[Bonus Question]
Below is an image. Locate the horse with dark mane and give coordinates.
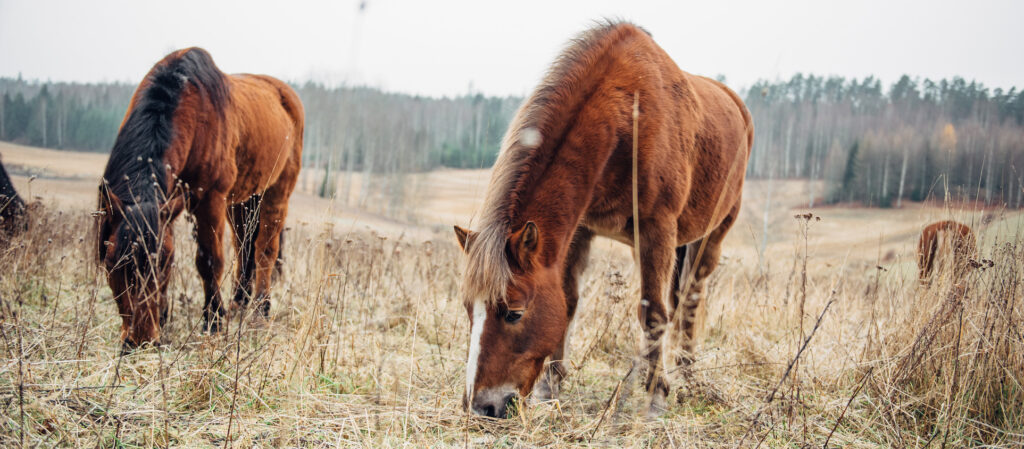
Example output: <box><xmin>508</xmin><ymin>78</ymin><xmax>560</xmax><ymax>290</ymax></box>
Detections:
<box><xmin>0</xmin><ymin>155</ymin><xmax>28</xmax><ymax>235</ymax></box>
<box><xmin>96</xmin><ymin>48</ymin><xmax>304</xmax><ymax>349</ymax></box>
<box><xmin>917</xmin><ymin>220</ymin><xmax>978</xmax><ymax>282</ymax></box>
<box><xmin>454</xmin><ymin>22</ymin><xmax>752</xmax><ymax>418</ymax></box>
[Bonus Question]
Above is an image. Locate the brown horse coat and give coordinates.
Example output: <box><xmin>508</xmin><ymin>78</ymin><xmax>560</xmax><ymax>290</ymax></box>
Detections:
<box><xmin>455</xmin><ymin>22</ymin><xmax>752</xmax><ymax>417</ymax></box>
<box><xmin>97</xmin><ymin>48</ymin><xmax>303</xmax><ymax>347</ymax></box>
<box><xmin>917</xmin><ymin>220</ymin><xmax>978</xmax><ymax>282</ymax></box>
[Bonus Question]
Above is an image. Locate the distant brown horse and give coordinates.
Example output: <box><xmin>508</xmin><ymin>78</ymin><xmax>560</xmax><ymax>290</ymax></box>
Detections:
<box><xmin>0</xmin><ymin>155</ymin><xmax>28</xmax><ymax>236</ymax></box>
<box><xmin>454</xmin><ymin>22</ymin><xmax>752</xmax><ymax>418</ymax></box>
<box><xmin>917</xmin><ymin>220</ymin><xmax>978</xmax><ymax>282</ymax></box>
<box><xmin>96</xmin><ymin>48</ymin><xmax>304</xmax><ymax>348</ymax></box>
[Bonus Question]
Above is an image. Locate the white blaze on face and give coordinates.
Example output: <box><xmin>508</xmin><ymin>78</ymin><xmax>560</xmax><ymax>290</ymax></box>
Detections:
<box><xmin>466</xmin><ymin>299</ymin><xmax>487</xmax><ymax>400</ymax></box>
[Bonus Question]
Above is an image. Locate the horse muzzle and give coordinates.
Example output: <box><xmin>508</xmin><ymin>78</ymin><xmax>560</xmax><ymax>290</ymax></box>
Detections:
<box><xmin>470</xmin><ymin>386</ymin><xmax>519</xmax><ymax>418</ymax></box>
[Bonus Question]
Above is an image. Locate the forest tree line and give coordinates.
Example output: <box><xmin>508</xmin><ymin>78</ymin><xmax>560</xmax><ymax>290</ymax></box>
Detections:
<box><xmin>746</xmin><ymin>74</ymin><xmax>1024</xmax><ymax>208</ymax></box>
<box><xmin>0</xmin><ymin>77</ymin><xmax>519</xmax><ymax>172</ymax></box>
<box><xmin>2</xmin><ymin>74</ymin><xmax>1023</xmax><ymax>208</ymax></box>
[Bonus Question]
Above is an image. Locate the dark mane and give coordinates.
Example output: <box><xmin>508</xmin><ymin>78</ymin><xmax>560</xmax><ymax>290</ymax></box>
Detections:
<box><xmin>100</xmin><ymin>47</ymin><xmax>229</xmax><ymax>266</ymax></box>
<box><xmin>463</xmin><ymin>20</ymin><xmax>648</xmax><ymax>304</ymax></box>
<box><xmin>102</xmin><ymin>47</ymin><xmax>229</xmax><ymax>205</ymax></box>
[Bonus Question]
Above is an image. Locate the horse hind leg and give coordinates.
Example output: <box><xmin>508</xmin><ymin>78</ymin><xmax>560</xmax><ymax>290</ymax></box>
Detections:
<box><xmin>249</xmin><ymin>167</ymin><xmax>299</xmax><ymax>318</ymax></box>
<box><xmin>230</xmin><ymin>194</ymin><xmax>261</xmax><ymax>309</ymax></box>
<box><xmin>669</xmin><ymin>208</ymin><xmax>736</xmax><ymax>399</ymax></box>
<box><xmin>670</xmin><ymin>241</ymin><xmax>710</xmax><ymax>377</ymax></box>
<box><xmin>272</xmin><ymin>230</ymin><xmax>285</xmax><ymax>284</ymax></box>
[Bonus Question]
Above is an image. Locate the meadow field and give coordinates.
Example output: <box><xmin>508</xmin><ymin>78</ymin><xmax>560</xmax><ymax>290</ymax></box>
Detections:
<box><xmin>0</xmin><ymin>140</ymin><xmax>1021</xmax><ymax>447</ymax></box>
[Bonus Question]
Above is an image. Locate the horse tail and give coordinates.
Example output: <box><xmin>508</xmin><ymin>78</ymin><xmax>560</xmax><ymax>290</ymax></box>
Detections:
<box><xmin>272</xmin><ymin>78</ymin><xmax>304</xmax><ymax>151</ymax></box>
<box><xmin>271</xmin><ymin>81</ymin><xmax>301</xmax><ymax>284</ymax></box>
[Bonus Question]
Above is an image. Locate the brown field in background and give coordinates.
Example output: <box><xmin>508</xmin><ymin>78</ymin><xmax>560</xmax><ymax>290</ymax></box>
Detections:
<box><xmin>5</xmin><ymin>140</ymin><xmax>1012</xmax><ymax>267</ymax></box>
<box><xmin>1</xmin><ymin>141</ymin><xmax>1021</xmax><ymax>447</ymax></box>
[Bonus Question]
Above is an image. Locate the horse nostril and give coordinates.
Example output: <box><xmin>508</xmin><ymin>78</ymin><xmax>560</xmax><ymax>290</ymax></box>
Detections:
<box><xmin>472</xmin><ymin>390</ymin><xmax>519</xmax><ymax>418</ymax></box>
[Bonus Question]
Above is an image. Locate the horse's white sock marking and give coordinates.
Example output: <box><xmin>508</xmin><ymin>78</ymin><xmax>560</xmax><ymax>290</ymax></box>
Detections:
<box><xmin>466</xmin><ymin>299</ymin><xmax>487</xmax><ymax>400</ymax></box>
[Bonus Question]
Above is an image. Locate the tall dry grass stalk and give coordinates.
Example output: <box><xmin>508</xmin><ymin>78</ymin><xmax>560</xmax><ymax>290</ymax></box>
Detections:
<box><xmin>0</xmin><ymin>203</ymin><xmax>1020</xmax><ymax>447</ymax></box>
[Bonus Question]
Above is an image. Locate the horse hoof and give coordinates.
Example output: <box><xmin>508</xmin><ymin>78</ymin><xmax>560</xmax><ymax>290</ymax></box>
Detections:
<box><xmin>203</xmin><ymin>318</ymin><xmax>222</xmax><ymax>334</ymax></box>
<box><xmin>645</xmin><ymin>395</ymin><xmax>668</xmax><ymax>420</ymax></box>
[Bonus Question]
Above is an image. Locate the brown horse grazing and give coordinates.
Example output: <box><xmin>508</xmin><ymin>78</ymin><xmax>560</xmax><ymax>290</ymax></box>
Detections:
<box><xmin>96</xmin><ymin>48</ymin><xmax>303</xmax><ymax>349</ymax></box>
<box><xmin>454</xmin><ymin>22</ymin><xmax>752</xmax><ymax>418</ymax></box>
<box><xmin>917</xmin><ymin>220</ymin><xmax>978</xmax><ymax>282</ymax></box>
<box><xmin>0</xmin><ymin>155</ymin><xmax>28</xmax><ymax>235</ymax></box>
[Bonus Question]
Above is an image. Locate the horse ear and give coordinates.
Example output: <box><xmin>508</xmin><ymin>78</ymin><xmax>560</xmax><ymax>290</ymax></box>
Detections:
<box><xmin>510</xmin><ymin>221</ymin><xmax>539</xmax><ymax>265</ymax></box>
<box><xmin>453</xmin><ymin>225</ymin><xmax>475</xmax><ymax>252</ymax></box>
<box><xmin>521</xmin><ymin>222</ymin><xmax>539</xmax><ymax>253</ymax></box>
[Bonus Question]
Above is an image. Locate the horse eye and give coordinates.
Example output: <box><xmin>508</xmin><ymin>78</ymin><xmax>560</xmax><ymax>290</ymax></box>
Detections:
<box><xmin>504</xmin><ymin>310</ymin><xmax>524</xmax><ymax>324</ymax></box>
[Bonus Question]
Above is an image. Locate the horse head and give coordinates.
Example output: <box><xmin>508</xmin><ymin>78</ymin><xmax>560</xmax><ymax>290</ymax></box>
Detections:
<box><xmin>97</xmin><ymin>184</ymin><xmax>174</xmax><ymax>350</ymax></box>
<box><xmin>455</xmin><ymin>221</ymin><xmax>568</xmax><ymax>418</ymax></box>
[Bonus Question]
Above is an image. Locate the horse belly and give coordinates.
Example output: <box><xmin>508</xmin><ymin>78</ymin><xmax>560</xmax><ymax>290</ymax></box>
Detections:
<box><xmin>583</xmin><ymin>212</ymin><xmax>632</xmax><ymax>245</ymax></box>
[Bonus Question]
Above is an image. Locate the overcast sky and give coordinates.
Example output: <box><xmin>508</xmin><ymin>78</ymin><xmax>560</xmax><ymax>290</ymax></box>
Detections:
<box><xmin>0</xmin><ymin>0</ymin><xmax>1020</xmax><ymax>97</ymax></box>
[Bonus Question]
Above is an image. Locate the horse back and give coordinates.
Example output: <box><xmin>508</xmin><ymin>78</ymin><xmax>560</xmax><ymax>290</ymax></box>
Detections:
<box><xmin>575</xmin><ymin>28</ymin><xmax>751</xmax><ymax>245</ymax></box>
<box><xmin>630</xmin><ymin>37</ymin><xmax>752</xmax><ymax>243</ymax></box>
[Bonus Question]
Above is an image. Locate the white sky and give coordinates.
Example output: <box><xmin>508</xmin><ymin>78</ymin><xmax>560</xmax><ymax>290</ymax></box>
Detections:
<box><xmin>0</xmin><ymin>0</ymin><xmax>1021</xmax><ymax>97</ymax></box>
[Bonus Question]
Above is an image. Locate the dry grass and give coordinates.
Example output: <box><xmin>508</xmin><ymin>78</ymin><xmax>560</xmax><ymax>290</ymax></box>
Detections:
<box><xmin>0</xmin><ymin>195</ymin><xmax>1021</xmax><ymax>447</ymax></box>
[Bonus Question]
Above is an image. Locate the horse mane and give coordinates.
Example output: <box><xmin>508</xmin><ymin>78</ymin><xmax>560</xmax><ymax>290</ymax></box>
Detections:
<box><xmin>102</xmin><ymin>47</ymin><xmax>229</xmax><ymax>204</ymax></box>
<box><xmin>462</xmin><ymin>20</ymin><xmax>649</xmax><ymax>305</ymax></box>
<box><xmin>100</xmin><ymin>47</ymin><xmax>229</xmax><ymax>265</ymax></box>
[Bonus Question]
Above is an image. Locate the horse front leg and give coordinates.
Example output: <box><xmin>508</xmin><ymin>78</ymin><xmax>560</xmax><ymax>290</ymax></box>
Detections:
<box><xmin>671</xmin><ymin>206</ymin><xmax>735</xmax><ymax>383</ymax></box>
<box><xmin>194</xmin><ymin>195</ymin><xmax>228</xmax><ymax>333</ymax></box>
<box><xmin>636</xmin><ymin>219</ymin><xmax>677</xmax><ymax>419</ymax></box>
<box><xmin>533</xmin><ymin>227</ymin><xmax>593</xmax><ymax>403</ymax></box>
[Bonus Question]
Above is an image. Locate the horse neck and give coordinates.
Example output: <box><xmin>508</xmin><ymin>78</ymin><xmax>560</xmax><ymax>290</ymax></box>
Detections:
<box><xmin>516</xmin><ymin>137</ymin><xmax>613</xmax><ymax>267</ymax></box>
